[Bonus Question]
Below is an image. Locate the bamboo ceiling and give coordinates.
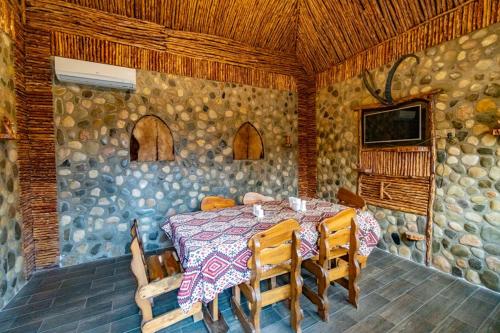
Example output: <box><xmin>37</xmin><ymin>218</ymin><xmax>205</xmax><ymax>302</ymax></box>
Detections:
<box><xmin>58</xmin><ymin>0</ymin><xmax>498</xmax><ymax>74</ymax></box>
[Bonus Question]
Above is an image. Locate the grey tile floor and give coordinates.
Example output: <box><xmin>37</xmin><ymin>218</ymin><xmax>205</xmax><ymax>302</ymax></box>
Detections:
<box><xmin>0</xmin><ymin>248</ymin><xmax>498</xmax><ymax>333</ymax></box>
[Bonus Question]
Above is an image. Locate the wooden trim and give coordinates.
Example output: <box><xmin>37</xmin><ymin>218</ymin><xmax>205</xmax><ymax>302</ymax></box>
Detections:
<box><xmin>352</xmin><ymin>90</ymin><xmax>443</xmax><ymax>111</ymax></box>
<box><xmin>426</xmin><ymin>95</ymin><xmax>437</xmax><ymax>265</ymax></box>
<box><xmin>361</xmin><ymin>146</ymin><xmax>430</xmax><ymax>153</ymax></box>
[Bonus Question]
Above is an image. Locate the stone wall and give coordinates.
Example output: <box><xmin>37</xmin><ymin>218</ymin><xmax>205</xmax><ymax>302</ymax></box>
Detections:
<box><xmin>317</xmin><ymin>23</ymin><xmax>499</xmax><ymax>292</ymax></box>
<box><xmin>53</xmin><ymin>70</ymin><xmax>298</xmax><ymax>266</ymax></box>
<box><xmin>0</xmin><ymin>31</ymin><xmax>25</xmax><ymax>308</ymax></box>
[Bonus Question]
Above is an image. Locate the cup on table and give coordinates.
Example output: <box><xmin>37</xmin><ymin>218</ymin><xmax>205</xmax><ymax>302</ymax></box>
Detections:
<box><xmin>253</xmin><ymin>204</ymin><xmax>264</xmax><ymax>218</ymax></box>
<box><xmin>289</xmin><ymin>197</ymin><xmax>302</xmax><ymax>211</ymax></box>
<box><xmin>300</xmin><ymin>200</ymin><xmax>307</xmax><ymax>212</ymax></box>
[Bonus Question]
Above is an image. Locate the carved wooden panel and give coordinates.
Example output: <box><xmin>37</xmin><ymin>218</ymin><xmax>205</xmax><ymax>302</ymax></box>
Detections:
<box><xmin>359</xmin><ymin>174</ymin><xmax>430</xmax><ymax>215</ymax></box>
<box><xmin>131</xmin><ymin>116</ymin><xmax>174</xmax><ymax>162</ymax></box>
<box><xmin>233</xmin><ymin>122</ymin><xmax>264</xmax><ymax>160</ymax></box>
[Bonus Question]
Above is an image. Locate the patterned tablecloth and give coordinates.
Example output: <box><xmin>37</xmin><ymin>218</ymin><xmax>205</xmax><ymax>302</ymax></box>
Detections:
<box><xmin>161</xmin><ymin>199</ymin><xmax>380</xmax><ymax>312</ymax></box>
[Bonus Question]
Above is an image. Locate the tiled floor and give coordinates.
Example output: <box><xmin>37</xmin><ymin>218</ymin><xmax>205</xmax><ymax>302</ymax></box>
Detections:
<box><xmin>0</xmin><ymin>248</ymin><xmax>498</xmax><ymax>333</ymax></box>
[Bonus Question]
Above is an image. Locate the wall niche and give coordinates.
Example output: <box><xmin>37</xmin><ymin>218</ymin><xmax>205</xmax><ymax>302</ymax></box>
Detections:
<box><xmin>130</xmin><ymin>115</ymin><xmax>174</xmax><ymax>162</ymax></box>
<box><xmin>233</xmin><ymin>122</ymin><xmax>264</xmax><ymax>160</ymax></box>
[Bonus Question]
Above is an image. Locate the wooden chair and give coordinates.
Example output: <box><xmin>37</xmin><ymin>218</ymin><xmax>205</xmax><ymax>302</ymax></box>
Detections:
<box><xmin>130</xmin><ymin>236</ymin><xmax>203</xmax><ymax>332</ymax></box>
<box><xmin>200</xmin><ymin>195</ymin><xmax>236</xmax><ymax>211</ymax></box>
<box><xmin>130</xmin><ymin>220</ymin><xmax>182</xmax><ymax>281</ymax></box>
<box><xmin>337</xmin><ymin>187</ymin><xmax>366</xmax><ymax>210</ymax></box>
<box><xmin>302</xmin><ymin>208</ymin><xmax>360</xmax><ymax>321</ymax></box>
<box><xmin>231</xmin><ymin>219</ymin><xmax>304</xmax><ymax>333</ymax></box>
<box><xmin>337</xmin><ymin>188</ymin><xmax>368</xmax><ymax>268</ymax></box>
<box><xmin>242</xmin><ymin>192</ymin><xmax>274</xmax><ymax>205</ymax></box>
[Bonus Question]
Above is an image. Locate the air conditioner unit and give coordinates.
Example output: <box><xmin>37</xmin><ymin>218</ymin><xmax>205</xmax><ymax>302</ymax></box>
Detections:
<box><xmin>54</xmin><ymin>57</ymin><xmax>136</xmax><ymax>90</ymax></box>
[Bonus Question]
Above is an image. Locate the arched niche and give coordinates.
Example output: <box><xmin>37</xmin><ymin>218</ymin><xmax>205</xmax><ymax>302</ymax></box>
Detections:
<box><xmin>233</xmin><ymin>122</ymin><xmax>264</xmax><ymax>160</ymax></box>
<box><xmin>130</xmin><ymin>115</ymin><xmax>174</xmax><ymax>162</ymax></box>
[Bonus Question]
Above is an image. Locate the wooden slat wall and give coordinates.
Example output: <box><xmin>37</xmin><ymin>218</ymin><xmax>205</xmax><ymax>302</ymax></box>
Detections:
<box><xmin>24</xmin><ymin>24</ymin><xmax>58</xmax><ymax>269</ymax></box>
<box><xmin>359</xmin><ymin>174</ymin><xmax>430</xmax><ymax>215</ymax></box>
<box><xmin>24</xmin><ymin>0</ymin><xmax>315</xmax><ymax>268</ymax></box>
<box><xmin>296</xmin><ymin>75</ymin><xmax>317</xmax><ymax>197</ymax></box>
<box><xmin>316</xmin><ymin>0</ymin><xmax>500</xmax><ymax>87</ymax></box>
<box><xmin>360</xmin><ymin>149</ymin><xmax>431</xmax><ymax>178</ymax></box>
<box><xmin>51</xmin><ymin>32</ymin><xmax>297</xmax><ymax>92</ymax></box>
<box><xmin>0</xmin><ymin>0</ymin><xmax>36</xmax><ymax>276</ymax></box>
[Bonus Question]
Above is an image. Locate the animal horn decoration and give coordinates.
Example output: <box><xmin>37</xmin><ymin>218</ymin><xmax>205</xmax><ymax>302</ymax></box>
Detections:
<box><xmin>362</xmin><ymin>54</ymin><xmax>420</xmax><ymax>105</ymax></box>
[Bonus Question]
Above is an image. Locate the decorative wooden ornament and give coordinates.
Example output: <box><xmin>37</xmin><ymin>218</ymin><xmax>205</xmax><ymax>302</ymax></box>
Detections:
<box><xmin>130</xmin><ymin>116</ymin><xmax>174</xmax><ymax>162</ymax></box>
<box><xmin>233</xmin><ymin>122</ymin><xmax>264</xmax><ymax>160</ymax></box>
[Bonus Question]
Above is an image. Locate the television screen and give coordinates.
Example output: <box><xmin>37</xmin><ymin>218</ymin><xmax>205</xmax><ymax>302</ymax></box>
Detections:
<box><xmin>362</xmin><ymin>101</ymin><xmax>427</xmax><ymax>147</ymax></box>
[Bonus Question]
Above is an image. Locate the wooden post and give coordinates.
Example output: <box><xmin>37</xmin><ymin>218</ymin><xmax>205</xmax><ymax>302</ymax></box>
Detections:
<box><xmin>426</xmin><ymin>95</ymin><xmax>437</xmax><ymax>266</ymax></box>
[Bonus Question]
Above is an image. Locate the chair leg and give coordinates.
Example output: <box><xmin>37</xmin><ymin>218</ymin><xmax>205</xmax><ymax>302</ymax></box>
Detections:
<box><xmin>290</xmin><ymin>266</ymin><xmax>303</xmax><ymax>332</ymax></box>
<box><xmin>193</xmin><ymin>309</ymin><xmax>203</xmax><ymax>322</ymax></box>
<box><xmin>135</xmin><ymin>290</ymin><xmax>153</xmax><ymax>324</ymax></box>
<box><xmin>348</xmin><ymin>257</ymin><xmax>360</xmax><ymax>308</ymax></box>
<box><xmin>249</xmin><ymin>286</ymin><xmax>262</xmax><ymax>333</ymax></box>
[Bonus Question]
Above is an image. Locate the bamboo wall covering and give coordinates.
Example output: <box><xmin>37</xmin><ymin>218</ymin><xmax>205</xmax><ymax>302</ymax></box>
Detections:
<box><xmin>316</xmin><ymin>0</ymin><xmax>500</xmax><ymax>87</ymax></box>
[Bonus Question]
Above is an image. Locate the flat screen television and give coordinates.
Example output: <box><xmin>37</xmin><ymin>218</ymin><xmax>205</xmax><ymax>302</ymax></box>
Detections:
<box><xmin>362</xmin><ymin>100</ymin><xmax>428</xmax><ymax>147</ymax></box>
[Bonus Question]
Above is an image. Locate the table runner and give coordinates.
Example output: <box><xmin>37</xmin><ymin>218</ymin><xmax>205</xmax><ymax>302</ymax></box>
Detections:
<box><xmin>161</xmin><ymin>199</ymin><xmax>380</xmax><ymax>312</ymax></box>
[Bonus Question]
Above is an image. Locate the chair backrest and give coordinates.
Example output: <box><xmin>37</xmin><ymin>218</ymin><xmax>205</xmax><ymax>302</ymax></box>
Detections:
<box><xmin>243</xmin><ymin>192</ymin><xmax>274</xmax><ymax>205</ymax></box>
<box><xmin>337</xmin><ymin>187</ymin><xmax>365</xmax><ymax>209</ymax></box>
<box><xmin>317</xmin><ymin>208</ymin><xmax>358</xmax><ymax>267</ymax></box>
<box><xmin>130</xmin><ymin>220</ymin><xmax>149</xmax><ymax>280</ymax></box>
<box><xmin>247</xmin><ymin>219</ymin><xmax>301</xmax><ymax>279</ymax></box>
<box><xmin>130</xmin><ymin>236</ymin><xmax>149</xmax><ymax>288</ymax></box>
<box><xmin>201</xmin><ymin>196</ymin><xmax>236</xmax><ymax>211</ymax></box>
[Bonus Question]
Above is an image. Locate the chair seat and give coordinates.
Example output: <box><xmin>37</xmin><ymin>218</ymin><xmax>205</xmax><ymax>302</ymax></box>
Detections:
<box><xmin>147</xmin><ymin>250</ymin><xmax>183</xmax><ymax>281</ymax></box>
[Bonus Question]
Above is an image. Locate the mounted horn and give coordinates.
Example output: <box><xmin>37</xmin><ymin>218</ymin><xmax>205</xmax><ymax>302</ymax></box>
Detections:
<box><xmin>361</xmin><ymin>70</ymin><xmax>388</xmax><ymax>104</ymax></box>
<box><xmin>362</xmin><ymin>54</ymin><xmax>420</xmax><ymax>105</ymax></box>
<box><xmin>384</xmin><ymin>54</ymin><xmax>420</xmax><ymax>104</ymax></box>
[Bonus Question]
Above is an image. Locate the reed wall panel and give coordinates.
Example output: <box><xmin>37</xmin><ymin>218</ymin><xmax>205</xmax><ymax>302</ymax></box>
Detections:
<box><xmin>359</xmin><ymin>175</ymin><xmax>430</xmax><ymax>215</ymax></box>
<box><xmin>360</xmin><ymin>148</ymin><xmax>431</xmax><ymax>178</ymax></box>
<box><xmin>50</xmin><ymin>32</ymin><xmax>297</xmax><ymax>92</ymax></box>
<box><xmin>316</xmin><ymin>0</ymin><xmax>500</xmax><ymax>87</ymax></box>
<box><xmin>297</xmin><ymin>75</ymin><xmax>317</xmax><ymax>197</ymax></box>
<box><xmin>24</xmin><ymin>23</ymin><xmax>59</xmax><ymax>269</ymax></box>
<box><xmin>1</xmin><ymin>0</ymin><xmax>36</xmax><ymax>276</ymax></box>
<box><xmin>29</xmin><ymin>0</ymin><xmax>302</xmax><ymax>80</ymax></box>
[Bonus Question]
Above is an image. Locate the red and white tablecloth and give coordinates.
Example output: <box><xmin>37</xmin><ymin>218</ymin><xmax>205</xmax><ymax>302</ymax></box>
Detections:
<box><xmin>161</xmin><ymin>199</ymin><xmax>380</xmax><ymax>313</ymax></box>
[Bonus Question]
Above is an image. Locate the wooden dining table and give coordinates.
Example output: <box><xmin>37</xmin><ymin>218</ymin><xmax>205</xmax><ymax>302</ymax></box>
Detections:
<box><xmin>161</xmin><ymin>199</ymin><xmax>381</xmax><ymax>330</ymax></box>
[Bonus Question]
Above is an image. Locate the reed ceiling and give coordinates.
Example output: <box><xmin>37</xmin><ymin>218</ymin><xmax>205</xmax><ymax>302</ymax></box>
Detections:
<box><xmin>58</xmin><ymin>0</ymin><xmax>483</xmax><ymax>74</ymax></box>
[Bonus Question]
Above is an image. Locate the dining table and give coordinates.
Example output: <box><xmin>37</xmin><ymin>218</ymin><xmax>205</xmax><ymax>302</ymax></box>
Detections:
<box><xmin>161</xmin><ymin>198</ymin><xmax>381</xmax><ymax>328</ymax></box>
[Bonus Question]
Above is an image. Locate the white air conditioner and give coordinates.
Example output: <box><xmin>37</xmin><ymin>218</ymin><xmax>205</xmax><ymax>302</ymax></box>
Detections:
<box><xmin>54</xmin><ymin>57</ymin><xmax>136</xmax><ymax>90</ymax></box>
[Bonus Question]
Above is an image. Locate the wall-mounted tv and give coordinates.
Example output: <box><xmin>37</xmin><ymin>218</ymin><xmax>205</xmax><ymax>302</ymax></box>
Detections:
<box><xmin>362</xmin><ymin>100</ymin><xmax>428</xmax><ymax>147</ymax></box>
